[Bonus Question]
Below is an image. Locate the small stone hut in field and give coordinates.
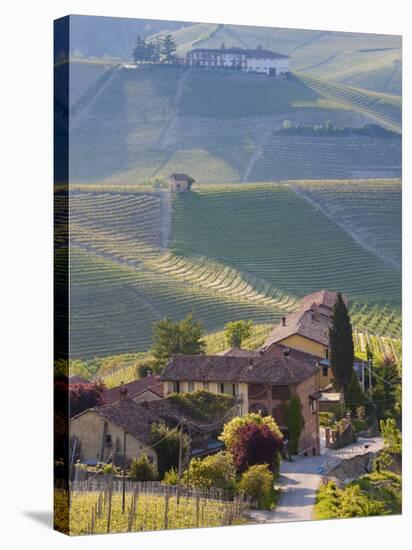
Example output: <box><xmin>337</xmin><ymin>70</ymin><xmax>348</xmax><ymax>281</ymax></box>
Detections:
<box><xmin>169</xmin><ymin>172</ymin><xmax>195</xmax><ymax>192</ymax></box>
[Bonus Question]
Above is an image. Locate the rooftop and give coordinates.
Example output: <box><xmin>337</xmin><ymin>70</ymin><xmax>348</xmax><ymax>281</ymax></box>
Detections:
<box><xmin>160</xmin><ymin>352</ymin><xmax>319</xmax><ymax>386</ymax></box>
<box><xmin>261</xmin><ymin>290</ymin><xmax>347</xmax><ymax>351</ymax></box>
<box><xmin>73</xmin><ymin>398</ymin><xmax>205</xmax><ymax>444</ymax></box>
<box><xmin>102</xmin><ymin>375</ymin><xmax>164</xmax><ymax>404</ymax></box>
<box><xmin>188</xmin><ymin>47</ymin><xmax>289</xmax><ymax>59</ymax></box>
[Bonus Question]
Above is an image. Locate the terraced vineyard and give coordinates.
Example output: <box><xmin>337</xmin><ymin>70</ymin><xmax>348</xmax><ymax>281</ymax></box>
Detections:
<box><xmin>249</xmin><ymin>134</ymin><xmax>400</xmax><ymax>181</ymax></box>
<box><xmin>62</xmin><ymin>180</ymin><xmax>401</xmax><ymax>359</ymax></box>
<box><xmin>291</xmin><ymin>180</ymin><xmax>401</xmax><ymax>269</ymax></box>
<box><xmin>294</xmin><ymin>71</ymin><xmax>401</xmax><ymax>134</ymax></box>
<box><xmin>172</xmin><ymin>183</ymin><xmax>401</xmax><ymax>305</ymax></box>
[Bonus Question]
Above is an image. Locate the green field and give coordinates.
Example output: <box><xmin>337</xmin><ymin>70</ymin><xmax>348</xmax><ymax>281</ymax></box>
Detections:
<box><xmin>63</xmin><ymin>180</ymin><xmax>401</xmax><ymax>359</ymax></box>
<box><xmin>171</xmin><ymin>183</ymin><xmax>400</xmax><ymax>305</ymax></box>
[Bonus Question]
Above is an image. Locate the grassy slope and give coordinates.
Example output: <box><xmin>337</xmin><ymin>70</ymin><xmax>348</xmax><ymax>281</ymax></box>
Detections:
<box><xmin>151</xmin><ymin>23</ymin><xmax>401</xmax><ymax>95</ymax></box>
<box><xmin>69</xmin><ymin>65</ymin><xmax>400</xmax><ymax>184</ymax></box>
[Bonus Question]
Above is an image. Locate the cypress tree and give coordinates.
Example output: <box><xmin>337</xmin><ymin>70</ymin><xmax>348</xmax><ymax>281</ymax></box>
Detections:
<box><xmin>329</xmin><ymin>292</ymin><xmax>354</xmax><ymax>392</ymax></box>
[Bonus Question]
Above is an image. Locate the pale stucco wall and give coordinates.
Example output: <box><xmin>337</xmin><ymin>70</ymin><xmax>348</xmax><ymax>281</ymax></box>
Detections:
<box><xmin>70</xmin><ymin>410</ymin><xmax>157</xmax><ymax>466</ymax></box>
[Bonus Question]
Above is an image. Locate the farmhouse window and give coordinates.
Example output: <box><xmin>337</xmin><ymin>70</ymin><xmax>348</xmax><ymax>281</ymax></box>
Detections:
<box><xmin>202</xmin><ymin>382</ymin><xmax>210</xmax><ymax>390</ymax></box>
<box><xmin>172</xmin><ymin>381</ymin><xmax>180</xmax><ymax>393</ymax></box>
<box><xmin>322</xmin><ymin>366</ymin><xmax>328</xmax><ymax>377</ymax></box>
<box><xmin>188</xmin><ymin>381</ymin><xmax>195</xmax><ymax>392</ymax></box>
<box><xmin>324</xmin><ymin>347</ymin><xmax>329</xmax><ymax>359</ymax></box>
<box><xmin>105</xmin><ymin>434</ymin><xmax>112</xmax><ymax>445</ymax></box>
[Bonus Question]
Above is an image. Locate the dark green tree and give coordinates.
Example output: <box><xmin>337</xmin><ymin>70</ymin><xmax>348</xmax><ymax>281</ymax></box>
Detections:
<box><xmin>151</xmin><ymin>313</ymin><xmax>206</xmax><ymax>369</ymax></box>
<box><xmin>132</xmin><ymin>35</ymin><xmax>147</xmax><ymax>62</ymax></box>
<box><xmin>132</xmin><ymin>35</ymin><xmax>159</xmax><ymax>63</ymax></box>
<box><xmin>284</xmin><ymin>396</ymin><xmax>305</xmax><ymax>455</ymax></box>
<box><xmin>329</xmin><ymin>292</ymin><xmax>354</xmax><ymax>393</ymax></box>
<box><xmin>151</xmin><ymin>423</ymin><xmax>189</xmax><ymax>478</ymax></box>
<box><xmin>345</xmin><ymin>371</ymin><xmax>367</xmax><ymax>413</ymax></box>
<box><xmin>161</xmin><ymin>34</ymin><xmax>177</xmax><ymax>63</ymax></box>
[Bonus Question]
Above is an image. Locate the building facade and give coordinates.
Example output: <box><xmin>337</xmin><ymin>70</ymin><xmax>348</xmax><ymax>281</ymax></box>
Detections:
<box><xmin>186</xmin><ymin>47</ymin><xmax>290</xmax><ymax>75</ymax></box>
<box><xmin>261</xmin><ymin>290</ymin><xmax>348</xmax><ymax>388</ymax></box>
<box><xmin>160</xmin><ymin>350</ymin><xmax>321</xmax><ymax>455</ymax></box>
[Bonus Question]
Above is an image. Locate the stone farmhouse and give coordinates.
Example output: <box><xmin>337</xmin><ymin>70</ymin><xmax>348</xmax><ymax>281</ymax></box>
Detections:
<box><xmin>169</xmin><ymin>172</ymin><xmax>195</xmax><ymax>192</ymax></box>
<box><xmin>160</xmin><ymin>345</ymin><xmax>321</xmax><ymax>455</ymax></box>
<box><xmin>70</xmin><ymin>397</ymin><xmax>224</xmax><ymax>467</ymax></box>
<box><xmin>186</xmin><ymin>47</ymin><xmax>290</xmax><ymax>76</ymax></box>
<box><xmin>261</xmin><ymin>290</ymin><xmax>348</xmax><ymax>389</ymax></box>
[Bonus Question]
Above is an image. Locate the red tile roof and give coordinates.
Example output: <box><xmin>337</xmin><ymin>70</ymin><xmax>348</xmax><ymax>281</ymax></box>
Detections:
<box><xmin>102</xmin><ymin>375</ymin><xmax>164</xmax><ymax>404</ymax></box>
<box><xmin>160</xmin><ymin>352</ymin><xmax>318</xmax><ymax>385</ymax></box>
<box><xmin>261</xmin><ymin>290</ymin><xmax>348</xmax><ymax>351</ymax></box>
<box><xmin>76</xmin><ymin>398</ymin><xmax>203</xmax><ymax>445</ymax></box>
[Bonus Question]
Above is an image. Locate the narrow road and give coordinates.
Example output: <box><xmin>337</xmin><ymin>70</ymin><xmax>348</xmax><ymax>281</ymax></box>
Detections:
<box><xmin>248</xmin><ymin>437</ymin><xmax>383</xmax><ymax>524</ymax></box>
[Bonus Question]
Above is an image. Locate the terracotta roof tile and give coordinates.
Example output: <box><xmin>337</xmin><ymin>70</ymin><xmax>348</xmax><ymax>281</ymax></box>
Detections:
<box><xmin>102</xmin><ymin>375</ymin><xmax>164</xmax><ymax>404</ymax></box>
<box><xmin>78</xmin><ymin>398</ymin><xmax>203</xmax><ymax>445</ymax></box>
<box><xmin>261</xmin><ymin>290</ymin><xmax>348</xmax><ymax>351</ymax></box>
<box><xmin>160</xmin><ymin>352</ymin><xmax>318</xmax><ymax>385</ymax></box>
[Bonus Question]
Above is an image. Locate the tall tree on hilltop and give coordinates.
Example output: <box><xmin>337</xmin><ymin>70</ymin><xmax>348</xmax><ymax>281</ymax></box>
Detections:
<box><xmin>132</xmin><ymin>35</ymin><xmax>147</xmax><ymax>62</ymax></box>
<box><xmin>329</xmin><ymin>292</ymin><xmax>354</xmax><ymax>393</ymax></box>
<box><xmin>151</xmin><ymin>313</ymin><xmax>206</xmax><ymax>369</ymax></box>
<box><xmin>161</xmin><ymin>34</ymin><xmax>177</xmax><ymax>63</ymax></box>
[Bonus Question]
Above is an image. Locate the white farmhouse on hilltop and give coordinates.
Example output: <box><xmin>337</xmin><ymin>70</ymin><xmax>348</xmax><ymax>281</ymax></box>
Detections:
<box><xmin>186</xmin><ymin>47</ymin><xmax>289</xmax><ymax>76</ymax></box>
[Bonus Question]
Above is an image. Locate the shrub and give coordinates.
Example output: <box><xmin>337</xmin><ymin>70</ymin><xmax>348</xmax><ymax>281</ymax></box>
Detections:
<box><xmin>102</xmin><ymin>463</ymin><xmax>118</xmax><ymax>475</ymax></box>
<box><xmin>167</xmin><ymin>390</ymin><xmax>236</xmax><ymax>423</ymax></box>
<box><xmin>129</xmin><ymin>453</ymin><xmax>158</xmax><ymax>481</ymax></box>
<box><xmin>284</xmin><ymin>396</ymin><xmax>305</xmax><ymax>455</ymax></box>
<box><xmin>238</xmin><ymin>464</ymin><xmax>276</xmax><ymax>510</ymax></box>
<box><xmin>188</xmin><ymin>452</ymin><xmax>236</xmax><ymax>491</ymax></box>
<box><xmin>151</xmin><ymin>423</ymin><xmax>189</xmax><ymax>478</ymax></box>
<box><xmin>220</xmin><ymin>412</ymin><xmax>283</xmax><ymax>450</ymax></box>
<box><xmin>315</xmin><ymin>473</ymin><xmax>400</xmax><ymax>520</ymax></box>
<box><xmin>231</xmin><ymin>422</ymin><xmax>283</xmax><ymax>474</ymax></box>
<box><xmin>319</xmin><ymin>412</ymin><xmax>335</xmax><ymax>428</ymax></box>
<box><xmin>162</xmin><ymin>467</ymin><xmax>179</xmax><ymax>485</ymax></box>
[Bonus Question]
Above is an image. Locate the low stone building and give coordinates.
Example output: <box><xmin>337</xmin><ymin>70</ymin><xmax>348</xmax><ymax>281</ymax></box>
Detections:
<box><xmin>160</xmin><ymin>347</ymin><xmax>321</xmax><ymax>455</ymax></box>
<box><xmin>70</xmin><ymin>398</ymin><xmax>206</xmax><ymax>467</ymax></box>
<box><xmin>169</xmin><ymin>172</ymin><xmax>195</xmax><ymax>192</ymax></box>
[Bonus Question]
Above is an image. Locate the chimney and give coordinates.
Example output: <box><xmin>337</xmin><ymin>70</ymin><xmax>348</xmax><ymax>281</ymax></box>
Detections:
<box><xmin>281</xmin><ymin>317</ymin><xmax>286</xmax><ymax>327</ymax></box>
<box><xmin>283</xmin><ymin>348</ymin><xmax>291</xmax><ymax>357</ymax></box>
<box><xmin>119</xmin><ymin>385</ymin><xmax>128</xmax><ymax>401</ymax></box>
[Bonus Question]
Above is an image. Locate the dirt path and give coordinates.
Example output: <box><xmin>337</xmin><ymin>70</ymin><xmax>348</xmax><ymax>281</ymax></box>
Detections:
<box><xmin>159</xmin><ymin>69</ymin><xmax>191</xmax><ymax>149</ymax></box>
<box><xmin>70</xmin><ymin>66</ymin><xmax>120</xmax><ymax>131</ymax></box>
<box><xmin>290</xmin><ymin>184</ymin><xmax>400</xmax><ymax>270</ymax></box>
<box><xmin>242</xmin><ymin>129</ymin><xmax>272</xmax><ymax>182</ymax></box>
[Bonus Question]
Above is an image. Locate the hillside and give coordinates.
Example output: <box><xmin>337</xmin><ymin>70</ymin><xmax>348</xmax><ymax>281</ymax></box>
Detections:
<box><xmin>147</xmin><ymin>24</ymin><xmax>402</xmax><ymax>95</ymax></box>
<box><xmin>68</xmin><ymin>66</ymin><xmax>401</xmax><ymax>184</ymax></box>
<box><xmin>59</xmin><ymin>180</ymin><xmax>401</xmax><ymax>359</ymax></box>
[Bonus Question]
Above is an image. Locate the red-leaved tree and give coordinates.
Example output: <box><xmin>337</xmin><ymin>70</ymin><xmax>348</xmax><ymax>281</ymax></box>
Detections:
<box><xmin>69</xmin><ymin>381</ymin><xmax>106</xmax><ymax>417</ymax></box>
<box><xmin>231</xmin><ymin>422</ymin><xmax>283</xmax><ymax>473</ymax></box>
